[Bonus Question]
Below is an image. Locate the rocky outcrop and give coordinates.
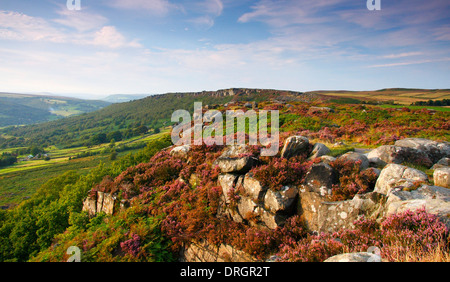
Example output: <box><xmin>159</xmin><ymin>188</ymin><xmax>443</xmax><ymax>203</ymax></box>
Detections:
<box><xmin>82</xmin><ymin>191</ymin><xmax>115</xmax><ymax>216</ymax></box>
<box><xmin>217</xmin><ymin>172</ymin><xmax>298</xmax><ymax>229</ymax></box>
<box><xmin>367</xmin><ymin>145</ymin><xmax>427</xmax><ymax>167</ymax></box>
<box><xmin>280</xmin><ymin>136</ymin><xmax>310</xmax><ymax>159</ymax></box>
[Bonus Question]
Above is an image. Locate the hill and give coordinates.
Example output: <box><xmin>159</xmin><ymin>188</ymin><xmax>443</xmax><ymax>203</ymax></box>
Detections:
<box><xmin>101</xmin><ymin>94</ymin><xmax>151</xmax><ymax>103</ymax></box>
<box><xmin>0</xmin><ymin>88</ymin><xmax>311</xmax><ymax>149</ymax></box>
<box><xmin>0</xmin><ymin>93</ymin><xmax>110</xmax><ymax>127</ymax></box>
<box><xmin>310</xmin><ymin>88</ymin><xmax>450</xmax><ymax>105</ymax></box>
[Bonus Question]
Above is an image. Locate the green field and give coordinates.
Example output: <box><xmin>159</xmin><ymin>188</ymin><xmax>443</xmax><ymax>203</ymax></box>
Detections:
<box><xmin>0</xmin><ymin>129</ymin><xmax>171</xmax><ymax>208</ymax></box>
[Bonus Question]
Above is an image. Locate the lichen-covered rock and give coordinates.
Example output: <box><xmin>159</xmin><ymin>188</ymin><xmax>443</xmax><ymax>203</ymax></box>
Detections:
<box><xmin>214</xmin><ymin>145</ymin><xmax>257</xmax><ymax>173</ymax></box>
<box><xmin>303</xmin><ymin>162</ymin><xmax>338</xmax><ymax>197</ymax></box>
<box><xmin>280</xmin><ymin>136</ymin><xmax>310</xmax><ymax>159</ymax></box>
<box><xmin>394</xmin><ymin>138</ymin><xmax>450</xmax><ymax>163</ymax></box>
<box><xmin>385</xmin><ymin>185</ymin><xmax>450</xmax><ymax>228</ymax></box>
<box><xmin>367</xmin><ymin>145</ymin><xmax>427</xmax><ymax>167</ymax></box>
<box><xmin>374</xmin><ymin>164</ymin><xmax>428</xmax><ymax>195</ymax></box>
<box><xmin>309</xmin><ymin>143</ymin><xmax>331</xmax><ymax>160</ymax></box>
<box><xmin>242</xmin><ymin>172</ymin><xmax>267</xmax><ymax>203</ymax></box>
<box><xmin>434</xmin><ymin>167</ymin><xmax>450</xmax><ymax>188</ymax></box>
<box><xmin>338</xmin><ymin>152</ymin><xmax>369</xmax><ymax>171</ymax></box>
<box><xmin>82</xmin><ymin>191</ymin><xmax>115</xmax><ymax>216</ymax></box>
<box><xmin>170</xmin><ymin>145</ymin><xmax>191</xmax><ymax>159</ymax></box>
<box><xmin>264</xmin><ymin>186</ymin><xmax>298</xmax><ymax>214</ymax></box>
<box><xmin>431</xmin><ymin>157</ymin><xmax>450</xmax><ymax>169</ymax></box>
<box><xmin>324</xmin><ymin>252</ymin><xmax>381</xmax><ymax>262</ymax></box>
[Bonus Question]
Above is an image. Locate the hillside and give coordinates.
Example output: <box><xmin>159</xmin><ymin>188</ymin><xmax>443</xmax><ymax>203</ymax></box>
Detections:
<box><xmin>0</xmin><ymin>93</ymin><xmax>448</xmax><ymax>263</ymax></box>
<box><xmin>0</xmin><ymin>93</ymin><xmax>110</xmax><ymax>127</ymax></box>
<box><xmin>0</xmin><ymin>88</ymin><xmax>311</xmax><ymax>149</ymax></box>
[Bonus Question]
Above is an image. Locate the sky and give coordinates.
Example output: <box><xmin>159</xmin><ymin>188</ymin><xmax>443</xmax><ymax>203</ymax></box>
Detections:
<box><xmin>0</xmin><ymin>0</ymin><xmax>449</xmax><ymax>99</ymax></box>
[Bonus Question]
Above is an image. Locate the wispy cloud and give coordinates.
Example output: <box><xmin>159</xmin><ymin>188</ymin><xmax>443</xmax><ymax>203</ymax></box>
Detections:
<box><xmin>368</xmin><ymin>58</ymin><xmax>450</xmax><ymax>68</ymax></box>
<box><xmin>106</xmin><ymin>0</ymin><xmax>181</xmax><ymax>16</ymax></box>
<box><xmin>382</xmin><ymin>52</ymin><xmax>423</xmax><ymax>59</ymax></box>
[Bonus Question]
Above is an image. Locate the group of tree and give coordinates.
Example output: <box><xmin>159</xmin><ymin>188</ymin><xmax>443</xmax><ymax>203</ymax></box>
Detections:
<box><xmin>0</xmin><ymin>153</ymin><xmax>17</xmax><ymax>168</ymax></box>
<box><xmin>411</xmin><ymin>99</ymin><xmax>450</xmax><ymax>106</ymax></box>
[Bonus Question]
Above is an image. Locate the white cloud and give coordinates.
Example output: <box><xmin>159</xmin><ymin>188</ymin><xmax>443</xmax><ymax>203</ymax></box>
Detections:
<box><xmin>0</xmin><ymin>10</ymin><xmax>141</xmax><ymax>49</ymax></box>
<box><xmin>53</xmin><ymin>9</ymin><xmax>108</xmax><ymax>32</ymax></box>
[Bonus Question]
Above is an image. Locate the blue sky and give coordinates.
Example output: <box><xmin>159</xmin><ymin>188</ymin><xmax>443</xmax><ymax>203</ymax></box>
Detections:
<box><xmin>0</xmin><ymin>0</ymin><xmax>449</xmax><ymax>98</ymax></box>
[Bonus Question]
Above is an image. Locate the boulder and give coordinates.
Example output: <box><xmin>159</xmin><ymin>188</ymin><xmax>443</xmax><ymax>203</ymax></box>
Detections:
<box><xmin>324</xmin><ymin>252</ymin><xmax>381</xmax><ymax>262</ymax></box>
<box><xmin>394</xmin><ymin>138</ymin><xmax>450</xmax><ymax>163</ymax></box>
<box><xmin>264</xmin><ymin>186</ymin><xmax>298</xmax><ymax>214</ymax></box>
<box><xmin>280</xmin><ymin>136</ymin><xmax>310</xmax><ymax>159</ymax></box>
<box><xmin>218</xmin><ymin>173</ymin><xmax>239</xmax><ymax>204</ymax></box>
<box><xmin>385</xmin><ymin>185</ymin><xmax>450</xmax><ymax>228</ymax></box>
<box><xmin>242</xmin><ymin>173</ymin><xmax>267</xmax><ymax>203</ymax></box>
<box><xmin>367</xmin><ymin>145</ymin><xmax>424</xmax><ymax>167</ymax></box>
<box><xmin>298</xmin><ymin>190</ymin><xmax>386</xmax><ymax>233</ymax></box>
<box><xmin>431</xmin><ymin>157</ymin><xmax>450</xmax><ymax>169</ymax></box>
<box><xmin>214</xmin><ymin>145</ymin><xmax>257</xmax><ymax>173</ymax></box>
<box><xmin>338</xmin><ymin>152</ymin><xmax>369</xmax><ymax>171</ymax></box>
<box><xmin>309</xmin><ymin>143</ymin><xmax>331</xmax><ymax>159</ymax></box>
<box><xmin>374</xmin><ymin>164</ymin><xmax>428</xmax><ymax>195</ymax></box>
<box><xmin>170</xmin><ymin>145</ymin><xmax>190</xmax><ymax>159</ymax></box>
<box><xmin>303</xmin><ymin>163</ymin><xmax>339</xmax><ymax>197</ymax></box>
<box><xmin>434</xmin><ymin>167</ymin><xmax>450</xmax><ymax>188</ymax></box>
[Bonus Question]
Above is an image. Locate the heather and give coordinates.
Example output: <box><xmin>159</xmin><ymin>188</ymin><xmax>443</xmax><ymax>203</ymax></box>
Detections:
<box><xmin>0</xmin><ymin>99</ymin><xmax>449</xmax><ymax>262</ymax></box>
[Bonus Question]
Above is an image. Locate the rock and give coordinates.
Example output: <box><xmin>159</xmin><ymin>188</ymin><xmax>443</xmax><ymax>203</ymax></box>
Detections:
<box><xmin>385</xmin><ymin>185</ymin><xmax>450</xmax><ymax>228</ymax></box>
<box><xmin>303</xmin><ymin>163</ymin><xmax>339</xmax><ymax>197</ymax></box>
<box><xmin>308</xmin><ymin>106</ymin><xmax>334</xmax><ymax>114</ymax></box>
<box><xmin>374</xmin><ymin>164</ymin><xmax>428</xmax><ymax>195</ymax></box>
<box><xmin>309</xmin><ymin>143</ymin><xmax>331</xmax><ymax>159</ymax></box>
<box><xmin>298</xmin><ymin>191</ymin><xmax>386</xmax><ymax>233</ymax></box>
<box><xmin>280</xmin><ymin>136</ymin><xmax>310</xmax><ymax>159</ymax></box>
<box><xmin>170</xmin><ymin>145</ymin><xmax>191</xmax><ymax>158</ymax></box>
<box><xmin>237</xmin><ymin>196</ymin><xmax>258</xmax><ymax>220</ymax></box>
<box><xmin>82</xmin><ymin>191</ymin><xmax>115</xmax><ymax>216</ymax></box>
<box><xmin>242</xmin><ymin>173</ymin><xmax>267</xmax><ymax>203</ymax></box>
<box><xmin>316</xmin><ymin>192</ymin><xmax>386</xmax><ymax>233</ymax></box>
<box><xmin>395</xmin><ymin>138</ymin><xmax>450</xmax><ymax>163</ymax></box>
<box><xmin>82</xmin><ymin>197</ymin><xmax>97</xmax><ymax>216</ymax></box>
<box><xmin>218</xmin><ymin>173</ymin><xmax>239</xmax><ymax>204</ymax></box>
<box><xmin>431</xmin><ymin>157</ymin><xmax>450</xmax><ymax>169</ymax></box>
<box><xmin>259</xmin><ymin>209</ymin><xmax>288</xmax><ymax>230</ymax></box>
<box><xmin>368</xmin><ymin>145</ymin><xmax>418</xmax><ymax>166</ymax></box>
<box><xmin>214</xmin><ymin>145</ymin><xmax>257</xmax><ymax>173</ymax></box>
<box><xmin>264</xmin><ymin>186</ymin><xmax>298</xmax><ymax>214</ymax></box>
<box><xmin>181</xmin><ymin>240</ymin><xmax>258</xmax><ymax>262</ymax></box>
<box><xmin>338</xmin><ymin>152</ymin><xmax>369</xmax><ymax>171</ymax></box>
<box><xmin>434</xmin><ymin>167</ymin><xmax>450</xmax><ymax>188</ymax></box>
<box><xmin>324</xmin><ymin>252</ymin><xmax>381</xmax><ymax>262</ymax></box>
<box><xmin>319</xmin><ymin>155</ymin><xmax>337</xmax><ymax>164</ymax></box>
